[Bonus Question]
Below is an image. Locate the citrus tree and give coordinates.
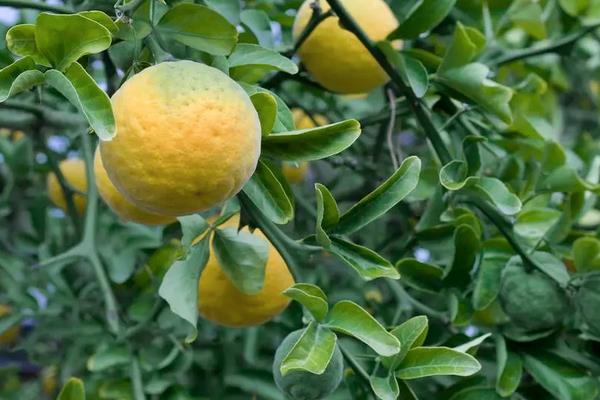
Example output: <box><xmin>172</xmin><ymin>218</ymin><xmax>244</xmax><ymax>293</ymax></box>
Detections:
<box><xmin>1</xmin><ymin>0</ymin><xmax>600</xmax><ymax>399</ymax></box>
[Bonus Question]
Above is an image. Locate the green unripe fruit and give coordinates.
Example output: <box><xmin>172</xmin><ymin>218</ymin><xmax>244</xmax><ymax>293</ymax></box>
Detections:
<box><xmin>499</xmin><ymin>263</ymin><xmax>569</xmax><ymax>332</ymax></box>
<box><xmin>576</xmin><ymin>273</ymin><xmax>600</xmax><ymax>337</ymax></box>
<box><xmin>273</xmin><ymin>330</ymin><xmax>344</xmax><ymax>400</ymax></box>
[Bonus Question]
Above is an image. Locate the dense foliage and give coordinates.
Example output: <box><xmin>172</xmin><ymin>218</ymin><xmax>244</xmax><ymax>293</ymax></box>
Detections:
<box><xmin>1</xmin><ymin>0</ymin><xmax>600</xmax><ymax>399</ymax></box>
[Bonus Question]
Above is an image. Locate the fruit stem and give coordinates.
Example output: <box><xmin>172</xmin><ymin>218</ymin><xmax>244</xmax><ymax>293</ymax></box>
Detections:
<box><xmin>324</xmin><ymin>0</ymin><xmax>453</xmax><ymax>165</ymax></box>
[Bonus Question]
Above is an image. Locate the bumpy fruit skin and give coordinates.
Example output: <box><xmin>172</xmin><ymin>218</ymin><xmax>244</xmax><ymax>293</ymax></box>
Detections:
<box><xmin>273</xmin><ymin>330</ymin><xmax>344</xmax><ymax>400</ymax></box>
<box><xmin>46</xmin><ymin>159</ymin><xmax>87</xmax><ymax>215</ymax></box>
<box><xmin>576</xmin><ymin>274</ymin><xmax>600</xmax><ymax>337</ymax></box>
<box><xmin>293</xmin><ymin>0</ymin><xmax>399</xmax><ymax>94</ymax></box>
<box><xmin>282</xmin><ymin>108</ymin><xmax>328</xmax><ymax>184</ymax></box>
<box><xmin>0</xmin><ymin>305</ymin><xmax>19</xmax><ymax>346</ymax></box>
<box><xmin>94</xmin><ymin>149</ymin><xmax>175</xmax><ymax>226</ymax></box>
<box><xmin>499</xmin><ymin>265</ymin><xmax>569</xmax><ymax>332</ymax></box>
<box><xmin>100</xmin><ymin>61</ymin><xmax>261</xmax><ymax>216</ymax></box>
<box><xmin>198</xmin><ymin>216</ymin><xmax>294</xmax><ymax>327</ymax></box>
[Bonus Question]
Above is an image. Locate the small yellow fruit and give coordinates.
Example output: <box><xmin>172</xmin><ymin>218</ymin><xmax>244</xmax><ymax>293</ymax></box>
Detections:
<box><xmin>94</xmin><ymin>149</ymin><xmax>175</xmax><ymax>226</ymax></box>
<box><xmin>41</xmin><ymin>365</ymin><xmax>58</xmax><ymax>396</ymax></box>
<box><xmin>100</xmin><ymin>60</ymin><xmax>261</xmax><ymax>217</ymax></box>
<box><xmin>293</xmin><ymin>0</ymin><xmax>400</xmax><ymax>94</ymax></box>
<box><xmin>0</xmin><ymin>305</ymin><xmax>19</xmax><ymax>346</ymax></box>
<box><xmin>46</xmin><ymin>159</ymin><xmax>87</xmax><ymax>215</ymax></box>
<box><xmin>292</xmin><ymin>108</ymin><xmax>328</xmax><ymax>130</ymax></box>
<box><xmin>281</xmin><ymin>108</ymin><xmax>328</xmax><ymax>184</ymax></box>
<box><xmin>198</xmin><ymin>216</ymin><xmax>295</xmax><ymax>327</ymax></box>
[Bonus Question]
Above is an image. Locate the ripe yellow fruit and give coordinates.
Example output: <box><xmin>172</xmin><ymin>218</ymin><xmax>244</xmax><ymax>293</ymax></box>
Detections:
<box><xmin>46</xmin><ymin>159</ymin><xmax>87</xmax><ymax>215</ymax></box>
<box><xmin>100</xmin><ymin>61</ymin><xmax>261</xmax><ymax>217</ymax></box>
<box><xmin>281</xmin><ymin>108</ymin><xmax>328</xmax><ymax>184</ymax></box>
<box><xmin>293</xmin><ymin>0</ymin><xmax>399</xmax><ymax>94</ymax></box>
<box><xmin>94</xmin><ymin>149</ymin><xmax>175</xmax><ymax>226</ymax></box>
<box><xmin>198</xmin><ymin>216</ymin><xmax>294</xmax><ymax>327</ymax></box>
<box><xmin>0</xmin><ymin>305</ymin><xmax>19</xmax><ymax>346</ymax></box>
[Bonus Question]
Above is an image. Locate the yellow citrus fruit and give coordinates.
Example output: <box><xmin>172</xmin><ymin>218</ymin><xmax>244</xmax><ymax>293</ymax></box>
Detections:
<box><xmin>41</xmin><ymin>366</ymin><xmax>58</xmax><ymax>396</ymax></box>
<box><xmin>0</xmin><ymin>305</ymin><xmax>19</xmax><ymax>346</ymax></box>
<box><xmin>281</xmin><ymin>108</ymin><xmax>328</xmax><ymax>184</ymax></box>
<box><xmin>293</xmin><ymin>0</ymin><xmax>400</xmax><ymax>94</ymax></box>
<box><xmin>198</xmin><ymin>216</ymin><xmax>294</xmax><ymax>327</ymax></box>
<box><xmin>94</xmin><ymin>148</ymin><xmax>175</xmax><ymax>226</ymax></box>
<box><xmin>100</xmin><ymin>60</ymin><xmax>261</xmax><ymax>217</ymax></box>
<box><xmin>46</xmin><ymin>158</ymin><xmax>87</xmax><ymax>215</ymax></box>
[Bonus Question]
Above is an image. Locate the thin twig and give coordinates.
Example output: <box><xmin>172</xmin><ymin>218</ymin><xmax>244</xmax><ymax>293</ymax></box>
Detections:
<box><xmin>492</xmin><ymin>22</ymin><xmax>600</xmax><ymax>66</ymax></box>
<box><xmin>385</xmin><ymin>88</ymin><xmax>399</xmax><ymax>170</ymax></box>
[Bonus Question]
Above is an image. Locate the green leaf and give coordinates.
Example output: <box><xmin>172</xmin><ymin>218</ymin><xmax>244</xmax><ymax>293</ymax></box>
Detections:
<box><xmin>437</xmin><ymin>63</ymin><xmax>513</xmax><ymax>124</ymax></box>
<box><xmin>177</xmin><ymin>215</ymin><xmax>209</xmax><ymax>250</ymax></box>
<box><xmin>444</xmin><ymin>225</ymin><xmax>480</xmax><ymax>289</ymax></box>
<box><xmin>383</xmin><ymin>316</ymin><xmax>429</xmax><ymax>369</ymax></box>
<box><xmin>522</xmin><ymin>351</ymin><xmax>599</xmax><ymax>400</ymax></box>
<box><xmin>388</xmin><ymin>0</ymin><xmax>457</xmax><ymax>40</ymax></box>
<box><xmin>315</xmin><ymin>183</ymin><xmax>339</xmax><ymax>247</ymax></box>
<box><xmin>250</xmin><ymin>92</ymin><xmax>277</xmax><ymax>136</ymax></box>
<box><xmin>240</xmin><ymin>83</ymin><xmax>294</xmax><ymax>133</ymax></box>
<box><xmin>514</xmin><ymin>208</ymin><xmax>561</xmax><ymax>241</ymax></box>
<box><xmin>395</xmin><ymin>258</ymin><xmax>443</xmax><ymax>293</ymax></box>
<box><xmin>495</xmin><ymin>336</ymin><xmax>522</xmax><ymax>397</ymax></box>
<box><xmin>328</xmin><ymin>236</ymin><xmax>400</xmax><ymax>280</ymax></box>
<box><xmin>45</xmin><ymin>62</ymin><xmax>116</xmax><ymax>140</ymax></box>
<box><xmin>242</xmin><ymin>159</ymin><xmax>294</xmax><ymax>225</ymax></box>
<box><xmin>57</xmin><ymin>378</ymin><xmax>86</xmax><ymax>400</ymax></box>
<box><xmin>528</xmin><ymin>252</ymin><xmax>570</xmax><ymax>286</ymax></box>
<box><xmin>324</xmin><ymin>300</ymin><xmax>401</xmax><ymax>357</ymax></box>
<box><xmin>212</xmin><ymin>227</ymin><xmax>269</xmax><ymax>295</ymax></box>
<box><xmin>396</xmin><ymin>347</ymin><xmax>481</xmax><ymax>379</ymax></box>
<box><xmin>334</xmin><ymin>156</ymin><xmax>421</xmax><ymax>234</ymax></box>
<box><xmin>283</xmin><ymin>283</ymin><xmax>328</xmax><ymax>322</ymax></box>
<box><xmin>205</xmin><ymin>0</ymin><xmax>241</xmax><ymax>24</ymax></box>
<box><xmin>87</xmin><ymin>346</ymin><xmax>129</xmax><ymax>371</ymax></box>
<box><xmin>0</xmin><ymin>57</ymin><xmax>44</xmax><ymax>102</ymax></box>
<box><xmin>78</xmin><ymin>11</ymin><xmax>118</xmax><ymax>33</ymax></box>
<box><xmin>439</xmin><ymin>160</ymin><xmax>469</xmax><ymax>191</ymax></box>
<box><xmin>435</xmin><ymin>24</ymin><xmax>512</xmax><ymax>123</ymax></box>
<box><xmin>5</xmin><ymin>24</ymin><xmax>50</xmax><ymax>65</ymax></box>
<box><xmin>370</xmin><ymin>372</ymin><xmax>399</xmax><ymax>400</ymax></box>
<box><xmin>573</xmin><ymin>237</ymin><xmax>600</xmax><ymax>272</ymax></box>
<box><xmin>280</xmin><ymin>322</ymin><xmax>337</xmax><ymax>376</ymax></box>
<box><xmin>229</xmin><ymin>43</ymin><xmax>298</xmax><ymax>83</ymax></box>
<box><xmin>439</xmin><ymin>23</ymin><xmax>486</xmax><ymax>72</ymax></box>
<box><xmin>240</xmin><ymin>9</ymin><xmax>273</xmax><ymax>48</ymax></box>
<box><xmin>472</xmin><ymin>254</ymin><xmax>507</xmax><ymax>310</ymax></box>
<box><xmin>559</xmin><ymin>0</ymin><xmax>589</xmax><ymax>16</ymax></box>
<box><xmin>262</xmin><ymin>120</ymin><xmax>361</xmax><ymax>161</ymax></box>
<box><xmin>509</xmin><ymin>0</ymin><xmax>547</xmax><ymax>39</ymax></box>
<box><xmin>315</xmin><ymin>183</ymin><xmax>340</xmax><ymax>230</ymax></box>
<box><xmin>158</xmin><ymin>237</ymin><xmax>210</xmax><ymax>342</ymax></box>
<box><xmin>35</xmin><ymin>13</ymin><xmax>111</xmax><ymax>71</ymax></box>
<box><xmin>467</xmin><ymin>177</ymin><xmax>522</xmax><ymax>216</ymax></box>
<box><xmin>156</xmin><ymin>3</ymin><xmax>238</xmax><ymax>56</ymax></box>
<box><xmin>453</xmin><ymin>333</ymin><xmax>491</xmax><ymax>354</ymax></box>
<box><xmin>378</xmin><ymin>42</ymin><xmax>429</xmax><ymax>97</ymax></box>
